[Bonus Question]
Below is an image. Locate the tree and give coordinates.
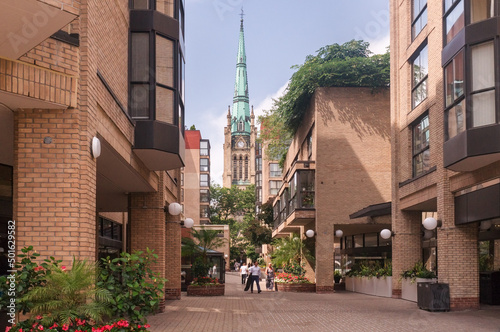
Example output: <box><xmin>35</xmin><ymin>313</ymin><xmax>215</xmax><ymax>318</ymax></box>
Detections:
<box><xmin>182</xmin><ymin>227</ymin><xmax>227</xmax><ymax>278</ymax></box>
<box><xmin>189</xmin><ymin>124</ymin><xmax>197</xmax><ymax>130</ymax></box>
<box><xmin>272</xmin><ymin>234</ymin><xmax>314</xmax><ymax>275</ymax></box>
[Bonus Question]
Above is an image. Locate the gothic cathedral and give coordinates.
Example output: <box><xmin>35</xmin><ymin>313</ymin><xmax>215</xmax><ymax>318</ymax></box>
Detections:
<box><xmin>223</xmin><ymin>15</ymin><xmax>257</xmax><ymax>189</ymax></box>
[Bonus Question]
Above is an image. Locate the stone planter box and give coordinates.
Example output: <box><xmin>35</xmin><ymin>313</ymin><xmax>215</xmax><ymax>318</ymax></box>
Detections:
<box><xmin>276</xmin><ymin>283</ymin><xmax>316</xmax><ymax>292</ymax></box>
<box><xmin>401</xmin><ymin>278</ymin><xmax>437</xmax><ymax>302</ymax></box>
<box><xmin>345</xmin><ymin>277</ymin><xmax>392</xmax><ymax>298</ymax></box>
<box><xmin>187</xmin><ymin>284</ymin><xmax>225</xmax><ymax>296</ymax></box>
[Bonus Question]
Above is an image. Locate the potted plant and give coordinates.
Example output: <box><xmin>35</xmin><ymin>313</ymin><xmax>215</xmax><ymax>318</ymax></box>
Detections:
<box><xmin>274</xmin><ymin>272</ymin><xmax>316</xmax><ymax>292</ymax></box>
<box><xmin>400</xmin><ymin>262</ymin><xmax>437</xmax><ymax>302</ymax></box>
<box><xmin>344</xmin><ymin>261</ymin><xmax>392</xmax><ymax>298</ymax></box>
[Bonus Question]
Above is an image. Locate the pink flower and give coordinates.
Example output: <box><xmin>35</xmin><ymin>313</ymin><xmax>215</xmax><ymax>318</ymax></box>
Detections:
<box><xmin>61</xmin><ymin>266</ymin><xmax>67</xmax><ymax>271</ymax></box>
<box><xmin>34</xmin><ymin>266</ymin><xmax>44</xmax><ymax>272</ymax></box>
<box><xmin>62</xmin><ymin>324</ymin><xmax>69</xmax><ymax>331</ymax></box>
<box><xmin>38</xmin><ymin>326</ymin><xmax>44</xmax><ymax>330</ymax></box>
<box><xmin>5</xmin><ymin>327</ymin><xmax>11</xmax><ymax>332</ymax></box>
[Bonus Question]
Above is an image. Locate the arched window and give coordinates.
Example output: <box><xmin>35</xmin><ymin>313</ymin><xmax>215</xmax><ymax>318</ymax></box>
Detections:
<box><xmin>239</xmin><ymin>155</ymin><xmax>243</xmax><ymax>180</ymax></box>
<box><xmin>233</xmin><ymin>156</ymin><xmax>237</xmax><ymax>180</ymax></box>
<box><xmin>244</xmin><ymin>156</ymin><xmax>248</xmax><ymax>180</ymax></box>
<box><xmin>238</xmin><ymin>120</ymin><xmax>244</xmax><ymax>132</ymax></box>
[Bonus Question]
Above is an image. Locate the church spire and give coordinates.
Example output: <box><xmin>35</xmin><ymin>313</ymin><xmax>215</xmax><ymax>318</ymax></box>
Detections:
<box><xmin>231</xmin><ymin>10</ymin><xmax>250</xmax><ymax>135</ymax></box>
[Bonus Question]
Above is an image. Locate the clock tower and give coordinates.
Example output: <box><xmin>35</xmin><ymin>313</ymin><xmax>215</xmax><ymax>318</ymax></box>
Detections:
<box><xmin>223</xmin><ymin>13</ymin><xmax>257</xmax><ymax>189</ymax></box>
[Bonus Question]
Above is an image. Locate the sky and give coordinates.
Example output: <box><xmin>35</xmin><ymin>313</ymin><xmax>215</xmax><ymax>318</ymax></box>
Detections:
<box><xmin>184</xmin><ymin>0</ymin><xmax>390</xmax><ymax>185</ymax></box>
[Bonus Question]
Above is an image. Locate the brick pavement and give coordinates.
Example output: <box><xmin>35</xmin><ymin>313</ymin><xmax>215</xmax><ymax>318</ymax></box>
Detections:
<box><xmin>148</xmin><ymin>272</ymin><xmax>500</xmax><ymax>332</ymax></box>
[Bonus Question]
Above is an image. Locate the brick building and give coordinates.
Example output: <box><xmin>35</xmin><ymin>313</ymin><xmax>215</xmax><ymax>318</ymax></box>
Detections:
<box><xmin>0</xmin><ymin>0</ymin><xmax>186</xmax><ymax>303</ymax></box>
<box><xmin>272</xmin><ymin>87</ymin><xmax>391</xmax><ymax>292</ymax></box>
<box><xmin>391</xmin><ymin>0</ymin><xmax>500</xmax><ymax>310</ymax></box>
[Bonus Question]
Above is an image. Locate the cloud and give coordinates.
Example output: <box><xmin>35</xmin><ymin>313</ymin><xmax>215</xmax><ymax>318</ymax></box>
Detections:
<box><xmin>368</xmin><ymin>33</ymin><xmax>390</xmax><ymax>55</ymax></box>
<box><xmin>253</xmin><ymin>81</ymin><xmax>288</xmax><ymax>122</ymax></box>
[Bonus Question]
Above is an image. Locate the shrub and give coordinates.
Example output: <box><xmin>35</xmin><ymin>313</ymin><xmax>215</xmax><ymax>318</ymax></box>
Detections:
<box><xmin>346</xmin><ymin>260</ymin><xmax>392</xmax><ymax>278</ymax></box>
<box><xmin>97</xmin><ymin>249</ymin><xmax>166</xmax><ymax>324</ymax></box>
<box><xmin>400</xmin><ymin>262</ymin><xmax>436</xmax><ymax>282</ymax></box>
<box><xmin>189</xmin><ymin>276</ymin><xmax>219</xmax><ymax>286</ymax></box>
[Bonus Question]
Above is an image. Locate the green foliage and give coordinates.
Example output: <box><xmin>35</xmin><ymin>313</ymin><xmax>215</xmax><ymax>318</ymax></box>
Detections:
<box><xmin>191</xmin><ymin>257</ymin><xmax>212</xmax><ymax>280</ymax></box>
<box><xmin>400</xmin><ymin>261</ymin><xmax>436</xmax><ymax>281</ymax></box>
<box><xmin>257</xmin><ymin>202</ymin><xmax>274</xmax><ymax>228</ymax></box>
<box><xmin>271</xmin><ymin>235</ymin><xmax>313</xmax><ymax>271</ymax></box>
<box><xmin>0</xmin><ymin>246</ymin><xmax>61</xmax><ymax>314</ymax></box>
<box><xmin>334</xmin><ymin>270</ymin><xmax>342</xmax><ymax>283</ymax></box>
<box><xmin>182</xmin><ymin>227</ymin><xmax>227</xmax><ymax>265</ymax></box>
<box><xmin>283</xmin><ymin>262</ymin><xmax>306</xmax><ymax>277</ymax></box>
<box><xmin>245</xmin><ymin>245</ymin><xmax>259</xmax><ymax>263</ymax></box>
<box><xmin>22</xmin><ymin>258</ymin><xmax>112</xmax><ymax>326</ymax></box>
<box><xmin>243</xmin><ymin>219</ymin><xmax>272</xmax><ymax>247</ymax></box>
<box><xmin>346</xmin><ymin>260</ymin><xmax>392</xmax><ymax>278</ymax></box>
<box><xmin>189</xmin><ymin>124</ymin><xmax>196</xmax><ymax>130</ymax></box>
<box><xmin>97</xmin><ymin>249</ymin><xmax>166</xmax><ymax>324</ymax></box>
<box><xmin>257</xmin><ymin>112</ymin><xmax>292</xmax><ymax>167</ymax></box>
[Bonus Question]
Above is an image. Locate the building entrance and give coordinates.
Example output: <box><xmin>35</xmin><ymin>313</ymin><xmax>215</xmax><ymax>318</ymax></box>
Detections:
<box><xmin>479</xmin><ymin>218</ymin><xmax>500</xmax><ymax>305</ymax></box>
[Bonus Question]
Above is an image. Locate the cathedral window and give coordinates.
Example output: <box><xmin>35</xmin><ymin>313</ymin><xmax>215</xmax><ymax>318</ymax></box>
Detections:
<box><xmin>244</xmin><ymin>156</ymin><xmax>248</xmax><ymax>180</ymax></box>
<box><xmin>233</xmin><ymin>156</ymin><xmax>237</xmax><ymax>180</ymax></box>
<box><xmin>239</xmin><ymin>155</ymin><xmax>243</xmax><ymax>180</ymax></box>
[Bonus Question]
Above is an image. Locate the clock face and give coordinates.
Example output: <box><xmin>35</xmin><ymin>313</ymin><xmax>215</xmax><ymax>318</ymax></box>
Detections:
<box><xmin>237</xmin><ymin>141</ymin><xmax>245</xmax><ymax>148</ymax></box>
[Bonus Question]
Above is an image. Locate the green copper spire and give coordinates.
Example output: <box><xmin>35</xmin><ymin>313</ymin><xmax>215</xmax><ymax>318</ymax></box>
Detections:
<box><xmin>231</xmin><ymin>11</ymin><xmax>250</xmax><ymax>135</ymax></box>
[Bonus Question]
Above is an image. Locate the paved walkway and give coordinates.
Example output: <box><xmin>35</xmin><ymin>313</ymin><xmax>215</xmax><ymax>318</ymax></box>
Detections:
<box><xmin>148</xmin><ymin>272</ymin><xmax>500</xmax><ymax>332</ymax></box>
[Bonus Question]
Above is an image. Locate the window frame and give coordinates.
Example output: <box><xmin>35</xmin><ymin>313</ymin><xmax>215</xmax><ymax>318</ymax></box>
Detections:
<box><xmin>412</xmin><ymin>112</ymin><xmax>431</xmax><ymax>177</ymax></box>
<box><xmin>411</xmin><ymin>43</ymin><xmax>429</xmax><ymax>109</ymax></box>
<box><xmin>412</xmin><ymin>0</ymin><xmax>428</xmax><ymax>40</ymax></box>
<box><xmin>443</xmin><ymin>0</ymin><xmax>465</xmax><ymax>45</ymax></box>
<box><xmin>444</xmin><ymin>49</ymin><xmax>466</xmax><ymax>140</ymax></box>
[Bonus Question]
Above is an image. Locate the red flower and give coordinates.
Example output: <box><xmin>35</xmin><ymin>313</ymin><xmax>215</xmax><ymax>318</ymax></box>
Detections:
<box><xmin>61</xmin><ymin>266</ymin><xmax>67</xmax><ymax>271</ymax></box>
<box><xmin>34</xmin><ymin>266</ymin><xmax>44</xmax><ymax>272</ymax></box>
<box><xmin>62</xmin><ymin>324</ymin><xmax>69</xmax><ymax>331</ymax></box>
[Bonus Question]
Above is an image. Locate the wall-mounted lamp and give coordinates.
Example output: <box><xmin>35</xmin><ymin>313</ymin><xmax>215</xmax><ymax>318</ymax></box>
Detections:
<box><xmin>480</xmin><ymin>220</ymin><xmax>492</xmax><ymax>231</ymax></box>
<box><xmin>380</xmin><ymin>228</ymin><xmax>393</xmax><ymax>240</ymax></box>
<box><xmin>305</xmin><ymin>229</ymin><xmax>315</xmax><ymax>238</ymax></box>
<box><xmin>182</xmin><ymin>217</ymin><xmax>194</xmax><ymax>228</ymax></box>
<box><xmin>91</xmin><ymin>137</ymin><xmax>101</xmax><ymax>158</ymax></box>
<box><xmin>167</xmin><ymin>202</ymin><xmax>182</xmax><ymax>216</ymax></box>
<box><xmin>422</xmin><ymin>217</ymin><xmax>441</xmax><ymax>230</ymax></box>
<box><xmin>334</xmin><ymin>229</ymin><xmax>343</xmax><ymax>238</ymax></box>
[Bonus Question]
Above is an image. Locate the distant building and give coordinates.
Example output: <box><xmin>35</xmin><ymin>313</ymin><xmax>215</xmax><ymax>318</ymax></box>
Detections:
<box><xmin>223</xmin><ymin>16</ymin><xmax>257</xmax><ymax>190</ymax></box>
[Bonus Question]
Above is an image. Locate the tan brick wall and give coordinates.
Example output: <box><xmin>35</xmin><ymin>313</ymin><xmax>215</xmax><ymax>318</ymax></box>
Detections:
<box><xmin>390</xmin><ymin>0</ymin><xmax>498</xmax><ymax>309</ymax></box>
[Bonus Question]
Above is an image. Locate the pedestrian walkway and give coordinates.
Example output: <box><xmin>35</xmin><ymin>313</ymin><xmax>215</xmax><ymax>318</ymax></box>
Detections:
<box><xmin>148</xmin><ymin>272</ymin><xmax>500</xmax><ymax>332</ymax></box>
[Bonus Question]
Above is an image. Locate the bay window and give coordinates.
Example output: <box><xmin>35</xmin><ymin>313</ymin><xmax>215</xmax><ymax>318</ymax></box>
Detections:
<box><xmin>444</xmin><ymin>0</ymin><xmax>464</xmax><ymax>45</ymax></box>
<box><xmin>470</xmin><ymin>0</ymin><xmax>494</xmax><ymax>24</ymax></box>
<box><xmin>471</xmin><ymin>41</ymin><xmax>495</xmax><ymax>127</ymax></box>
<box><xmin>445</xmin><ymin>50</ymin><xmax>465</xmax><ymax>140</ymax></box>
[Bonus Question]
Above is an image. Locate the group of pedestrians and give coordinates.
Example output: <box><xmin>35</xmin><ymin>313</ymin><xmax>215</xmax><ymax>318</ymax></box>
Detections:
<box><xmin>240</xmin><ymin>261</ymin><xmax>275</xmax><ymax>293</ymax></box>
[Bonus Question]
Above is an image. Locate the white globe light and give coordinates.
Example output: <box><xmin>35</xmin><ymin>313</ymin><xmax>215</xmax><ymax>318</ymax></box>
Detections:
<box><xmin>92</xmin><ymin>137</ymin><xmax>101</xmax><ymax>158</ymax></box>
<box><xmin>480</xmin><ymin>220</ymin><xmax>492</xmax><ymax>231</ymax></box>
<box><xmin>168</xmin><ymin>202</ymin><xmax>182</xmax><ymax>216</ymax></box>
<box><xmin>422</xmin><ymin>217</ymin><xmax>438</xmax><ymax>230</ymax></box>
<box><xmin>184</xmin><ymin>218</ymin><xmax>194</xmax><ymax>228</ymax></box>
<box><xmin>305</xmin><ymin>229</ymin><xmax>315</xmax><ymax>238</ymax></box>
<box><xmin>335</xmin><ymin>229</ymin><xmax>343</xmax><ymax>238</ymax></box>
<box><xmin>380</xmin><ymin>229</ymin><xmax>392</xmax><ymax>240</ymax></box>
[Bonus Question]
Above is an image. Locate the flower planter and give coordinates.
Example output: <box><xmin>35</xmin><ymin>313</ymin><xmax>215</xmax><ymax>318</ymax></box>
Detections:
<box><xmin>401</xmin><ymin>278</ymin><xmax>437</xmax><ymax>302</ymax></box>
<box><xmin>187</xmin><ymin>284</ymin><xmax>225</xmax><ymax>296</ymax></box>
<box><xmin>276</xmin><ymin>283</ymin><xmax>316</xmax><ymax>292</ymax></box>
<box><xmin>344</xmin><ymin>277</ymin><xmax>392</xmax><ymax>298</ymax></box>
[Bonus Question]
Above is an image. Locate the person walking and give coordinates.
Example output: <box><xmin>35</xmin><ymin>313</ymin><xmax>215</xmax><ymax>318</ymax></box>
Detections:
<box><xmin>265</xmin><ymin>263</ymin><xmax>275</xmax><ymax>291</ymax></box>
<box><xmin>248</xmin><ymin>261</ymin><xmax>262</xmax><ymax>293</ymax></box>
<box><xmin>240</xmin><ymin>262</ymin><xmax>248</xmax><ymax>284</ymax></box>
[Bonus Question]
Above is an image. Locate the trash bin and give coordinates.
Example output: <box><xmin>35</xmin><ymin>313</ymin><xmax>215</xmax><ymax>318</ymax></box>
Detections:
<box><xmin>417</xmin><ymin>282</ymin><xmax>450</xmax><ymax>312</ymax></box>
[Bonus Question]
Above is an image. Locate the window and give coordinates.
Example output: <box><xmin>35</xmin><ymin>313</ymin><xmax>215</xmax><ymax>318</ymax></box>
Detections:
<box><xmin>445</xmin><ymin>50</ymin><xmax>465</xmax><ymax>140</ymax></box>
<box><xmin>239</xmin><ymin>156</ymin><xmax>243</xmax><ymax>180</ymax></box>
<box><xmin>130</xmin><ymin>33</ymin><xmax>150</xmax><ymax>119</ymax></box>
<box><xmin>269</xmin><ymin>163</ymin><xmax>282</xmax><ymax>178</ymax></box>
<box><xmin>255</xmin><ymin>157</ymin><xmax>262</xmax><ymax>172</ymax></box>
<box><xmin>269</xmin><ymin>180</ymin><xmax>281</xmax><ymax>196</ymax></box>
<box><xmin>412</xmin><ymin>0</ymin><xmax>427</xmax><ymax>40</ymax></box>
<box><xmin>200</xmin><ymin>205</ymin><xmax>209</xmax><ymax>218</ymax></box>
<box><xmin>200</xmin><ymin>174</ymin><xmax>209</xmax><ymax>187</ymax></box>
<box><xmin>256</xmin><ymin>173</ymin><xmax>262</xmax><ymax>187</ymax></box>
<box><xmin>131</xmin><ymin>0</ymin><xmax>149</xmax><ymax>10</ymax></box>
<box><xmin>470</xmin><ymin>0</ymin><xmax>494</xmax><ymax>24</ymax></box>
<box><xmin>412</xmin><ymin>114</ymin><xmax>430</xmax><ymax>177</ymax></box>
<box><xmin>444</xmin><ymin>0</ymin><xmax>464</xmax><ymax>45</ymax></box>
<box><xmin>233</xmin><ymin>156</ymin><xmax>237</xmax><ymax>180</ymax></box>
<box><xmin>244</xmin><ymin>156</ymin><xmax>248</xmax><ymax>180</ymax></box>
<box><xmin>200</xmin><ymin>158</ymin><xmax>209</xmax><ymax>172</ymax></box>
<box><xmin>256</xmin><ymin>142</ymin><xmax>262</xmax><ymax>156</ymax></box>
<box><xmin>412</xmin><ymin>44</ymin><xmax>428</xmax><ymax>108</ymax></box>
<box><xmin>200</xmin><ymin>140</ymin><xmax>209</xmax><ymax>156</ymax></box>
<box><xmin>471</xmin><ymin>41</ymin><xmax>496</xmax><ymax>127</ymax></box>
<box><xmin>307</xmin><ymin>133</ymin><xmax>313</xmax><ymax>159</ymax></box>
<box><xmin>200</xmin><ymin>189</ymin><xmax>209</xmax><ymax>203</ymax></box>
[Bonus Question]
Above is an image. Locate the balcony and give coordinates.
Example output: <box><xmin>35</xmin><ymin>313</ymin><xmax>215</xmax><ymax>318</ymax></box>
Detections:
<box><xmin>444</xmin><ymin>124</ymin><xmax>500</xmax><ymax>172</ymax></box>
<box><xmin>0</xmin><ymin>0</ymin><xmax>77</xmax><ymax>60</ymax></box>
